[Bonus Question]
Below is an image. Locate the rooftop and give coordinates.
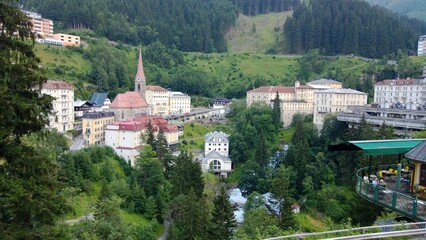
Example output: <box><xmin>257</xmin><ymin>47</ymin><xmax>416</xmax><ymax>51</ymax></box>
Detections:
<box><xmin>146</xmin><ymin>85</ymin><xmax>168</xmax><ymax>91</ymax></box>
<box><xmin>375</xmin><ymin>79</ymin><xmax>418</xmax><ymax>86</ymax></box>
<box><xmin>89</xmin><ymin>92</ymin><xmax>109</xmax><ymax>106</ymax></box>
<box><xmin>248</xmin><ymin>86</ymin><xmax>295</xmax><ymax>94</ymax></box>
<box><xmin>82</xmin><ymin>112</ymin><xmax>114</xmax><ymax>119</ymax></box>
<box><xmin>42</xmin><ymin>80</ymin><xmax>73</xmax><ymax>90</ymax></box>
<box><xmin>308</xmin><ymin>78</ymin><xmax>342</xmax><ymax>85</ymax></box>
<box><xmin>110</xmin><ymin>91</ymin><xmax>148</xmax><ymax>108</ymax></box>
<box><xmin>316</xmin><ymin>88</ymin><xmax>367</xmax><ymax>95</ymax></box>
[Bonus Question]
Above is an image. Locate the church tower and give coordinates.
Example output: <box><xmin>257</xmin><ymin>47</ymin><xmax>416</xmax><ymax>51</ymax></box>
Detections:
<box><xmin>135</xmin><ymin>49</ymin><xmax>146</xmax><ymax>98</ymax></box>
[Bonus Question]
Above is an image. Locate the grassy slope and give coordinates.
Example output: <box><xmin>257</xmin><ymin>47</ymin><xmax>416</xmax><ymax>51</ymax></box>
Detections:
<box><xmin>226</xmin><ymin>12</ymin><xmax>292</xmax><ymax>54</ymax></box>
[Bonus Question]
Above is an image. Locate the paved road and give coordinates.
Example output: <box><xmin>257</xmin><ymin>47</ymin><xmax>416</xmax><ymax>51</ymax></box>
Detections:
<box><xmin>70</xmin><ymin>134</ymin><xmax>84</xmax><ymax>151</ymax></box>
<box><xmin>158</xmin><ymin>218</ymin><xmax>171</xmax><ymax>240</ymax></box>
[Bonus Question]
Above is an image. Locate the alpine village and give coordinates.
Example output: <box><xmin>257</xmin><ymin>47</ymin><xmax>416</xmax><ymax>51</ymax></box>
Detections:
<box><xmin>6</xmin><ymin>0</ymin><xmax>426</xmax><ymax>239</ymax></box>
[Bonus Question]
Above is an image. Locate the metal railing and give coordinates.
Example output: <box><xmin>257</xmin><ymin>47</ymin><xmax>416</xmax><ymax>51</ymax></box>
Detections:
<box><xmin>356</xmin><ymin>165</ymin><xmax>426</xmax><ymax>221</ymax></box>
<box><xmin>264</xmin><ymin>221</ymin><xmax>426</xmax><ymax>239</ymax></box>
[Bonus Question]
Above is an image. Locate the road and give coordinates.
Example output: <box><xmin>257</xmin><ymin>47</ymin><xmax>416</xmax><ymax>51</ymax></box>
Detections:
<box><xmin>70</xmin><ymin>134</ymin><xmax>84</xmax><ymax>151</ymax></box>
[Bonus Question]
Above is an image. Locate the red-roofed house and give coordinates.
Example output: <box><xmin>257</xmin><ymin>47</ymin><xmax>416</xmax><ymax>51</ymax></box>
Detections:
<box><xmin>246</xmin><ymin>81</ymin><xmax>315</xmax><ymax>127</ymax></box>
<box><xmin>105</xmin><ymin>115</ymin><xmax>179</xmax><ymax>165</ymax></box>
<box><xmin>110</xmin><ymin>91</ymin><xmax>149</xmax><ymax>120</ymax></box>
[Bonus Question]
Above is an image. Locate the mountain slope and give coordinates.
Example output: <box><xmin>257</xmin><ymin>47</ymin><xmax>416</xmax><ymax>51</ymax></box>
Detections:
<box><xmin>366</xmin><ymin>0</ymin><xmax>426</xmax><ymax>21</ymax></box>
<box><xmin>226</xmin><ymin>12</ymin><xmax>291</xmax><ymax>54</ymax></box>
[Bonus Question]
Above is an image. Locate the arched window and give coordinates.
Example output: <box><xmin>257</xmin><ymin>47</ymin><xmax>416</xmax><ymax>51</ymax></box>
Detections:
<box><xmin>210</xmin><ymin>160</ymin><xmax>221</xmax><ymax>170</ymax></box>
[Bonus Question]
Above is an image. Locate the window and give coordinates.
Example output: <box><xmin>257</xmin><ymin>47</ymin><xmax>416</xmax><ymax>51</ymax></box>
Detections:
<box><xmin>210</xmin><ymin>160</ymin><xmax>221</xmax><ymax>170</ymax></box>
<box><xmin>420</xmin><ymin>164</ymin><xmax>426</xmax><ymax>186</ymax></box>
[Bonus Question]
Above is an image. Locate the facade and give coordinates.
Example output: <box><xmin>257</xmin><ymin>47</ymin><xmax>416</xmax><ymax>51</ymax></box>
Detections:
<box><xmin>211</xmin><ymin>97</ymin><xmax>232</xmax><ymax>116</ymax></box>
<box><xmin>374</xmin><ymin>78</ymin><xmax>426</xmax><ymax>108</ymax></box>
<box><xmin>198</xmin><ymin>131</ymin><xmax>232</xmax><ymax>177</ymax></box>
<box><xmin>145</xmin><ymin>86</ymin><xmax>169</xmax><ymax>115</ymax></box>
<box><xmin>52</xmin><ymin>33</ymin><xmax>80</xmax><ymax>47</ymax></box>
<box><xmin>73</xmin><ymin>101</ymin><xmax>92</xmax><ymax>134</ymax></box>
<box><xmin>247</xmin><ymin>81</ymin><xmax>315</xmax><ymax>127</ymax></box>
<box><xmin>89</xmin><ymin>92</ymin><xmax>111</xmax><ymax>112</ymax></box>
<box><xmin>313</xmin><ymin>88</ymin><xmax>368</xmax><ymax>128</ymax></box>
<box><xmin>82</xmin><ymin>112</ymin><xmax>115</xmax><ymax>146</ymax></box>
<box><xmin>419</xmin><ymin>35</ymin><xmax>426</xmax><ymax>56</ymax></box>
<box><xmin>110</xmin><ymin>91</ymin><xmax>149</xmax><ymax>120</ymax></box>
<box><xmin>169</xmin><ymin>91</ymin><xmax>191</xmax><ymax>114</ymax></box>
<box><xmin>22</xmin><ymin>10</ymin><xmax>53</xmax><ymax>38</ymax></box>
<box><xmin>39</xmin><ymin>80</ymin><xmax>74</xmax><ymax>132</ymax></box>
<box><xmin>105</xmin><ymin>115</ymin><xmax>179</xmax><ymax>165</ymax></box>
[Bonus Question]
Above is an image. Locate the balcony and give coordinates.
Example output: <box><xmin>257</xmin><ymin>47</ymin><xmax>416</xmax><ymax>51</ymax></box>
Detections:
<box><xmin>356</xmin><ymin>165</ymin><xmax>426</xmax><ymax>221</ymax></box>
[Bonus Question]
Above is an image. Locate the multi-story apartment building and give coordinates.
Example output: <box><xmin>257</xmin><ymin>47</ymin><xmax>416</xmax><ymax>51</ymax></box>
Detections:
<box><xmin>313</xmin><ymin>88</ymin><xmax>368</xmax><ymax>128</ymax></box>
<box><xmin>82</xmin><ymin>112</ymin><xmax>115</xmax><ymax>146</ymax></box>
<box><xmin>169</xmin><ymin>91</ymin><xmax>191</xmax><ymax>114</ymax></box>
<box><xmin>419</xmin><ymin>35</ymin><xmax>426</xmax><ymax>56</ymax></box>
<box><xmin>374</xmin><ymin>78</ymin><xmax>426</xmax><ymax>107</ymax></box>
<box><xmin>105</xmin><ymin>115</ymin><xmax>179</xmax><ymax>165</ymax></box>
<box><xmin>22</xmin><ymin>10</ymin><xmax>53</xmax><ymax>38</ymax></box>
<box><xmin>52</xmin><ymin>33</ymin><xmax>80</xmax><ymax>47</ymax></box>
<box><xmin>40</xmin><ymin>80</ymin><xmax>74</xmax><ymax>132</ymax></box>
<box><xmin>145</xmin><ymin>86</ymin><xmax>170</xmax><ymax>115</ymax></box>
<box><xmin>247</xmin><ymin>81</ymin><xmax>316</xmax><ymax>127</ymax></box>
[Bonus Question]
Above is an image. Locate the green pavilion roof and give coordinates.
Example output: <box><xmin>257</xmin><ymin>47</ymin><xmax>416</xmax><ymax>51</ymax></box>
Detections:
<box><xmin>328</xmin><ymin>139</ymin><xmax>426</xmax><ymax>156</ymax></box>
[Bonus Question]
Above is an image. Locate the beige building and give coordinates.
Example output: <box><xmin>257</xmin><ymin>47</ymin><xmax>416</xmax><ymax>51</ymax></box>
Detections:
<box><xmin>145</xmin><ymin>86</ymin><xmax>170</xmax><ymax>115</ymax></box>
<box><xmin>110</xmin><ymin>91</ymin><xmax>149</xmax><ymax>121</ymax></box>
<box><xmin>308</xmin><ymin>79</ymin><xmax>343</xmax><ymax>90</ymax></box>
<box><xmin>52</xmin><ymin>33</ymin><xmax>80</xmax><ymax>47</ymax></box>
<box><xmin>313</xmin><ymin>88</ymin><xmax>368</xmax><ymax>128</ymax></box>
<box><xmin>374</xmin><ymin>78</ymin><xmax>426</xmax><ymax>108</ymax></box>
<box><xmin>82</xmin><ymin>112</ymin><xmax>115</xmax><ymax>145</ymax></box>
<box><xmin>40</xmin><ymin>80</ymin><xmax>74</xmax><ymax>132</ymax></box>
<box><xmin>247</xmin><ymin>81</ymin><xmax>315</xmax><ymax>127</ymax></box>
<box><xmin>169</xmin><ymin>91</ymin><xmax>191</xmax><ymax>114</ymax></box>
<box><xmin>22</xmin><ymin>10</ymin><xmax>53</xmax><ymax>38</ymax></box>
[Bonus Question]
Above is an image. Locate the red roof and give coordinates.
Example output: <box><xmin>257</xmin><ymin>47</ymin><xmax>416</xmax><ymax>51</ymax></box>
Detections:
<box><xmin>110</xmin><ymin>91</ymin><xmax>148</xmax><ymax>108</ymax></box>
<box><xmin>42</xmin><ymin>80</ymin><xmax>73</xmax><ymax>90</ymax></box>
<box><xmin>375</xmin><ymin>79</ymin><xmax>417</xmax><ymax>86</ymax></box>
<box><xmin>146</xmin><ymin>85</ymin><xmax>168</xmax><ymax>91</ymax></box>
<box><xmin>291</xmin><ymin>203</ymin><xmax>300</xmax><ymax>209</ymax></box>
<box><xmin>108</xmin><ymin>115</ymin><xmax>178</xmax><ymax>134</ymax></box>
<box><xmin>248</xmin><ymin>86</ymin><xmax>295</xmax><ymax>93</ymax></box>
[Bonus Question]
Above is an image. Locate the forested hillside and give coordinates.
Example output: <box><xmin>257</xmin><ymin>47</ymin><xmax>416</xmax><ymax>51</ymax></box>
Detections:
<box><xmin>20</xmin><ymin>0</ymin><xmax>238</xmax><ymax>52</ymax></box>
<box><xmin>366</xmin><ymin>0</ymin><xmax>426</xmax><ymax>21</ymax></box>
<box><xmin>230</xmin><ymin>0</ymin><xmax>298</xmax><ymax>16</ymax></box>
<box><xmin>284</xmin><ymin>0</ymin><xmax>426</xmax><ymax>58</ymax></box>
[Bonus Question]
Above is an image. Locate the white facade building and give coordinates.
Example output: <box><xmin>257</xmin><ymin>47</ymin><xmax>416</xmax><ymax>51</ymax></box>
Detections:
<box><xmin>374</xmin><ymin>78</ymin><xmax>426</xmax><ymax>109</ymax></box>
<box><xmin>40</xmin><ymin>80</ymin><xmax>74</xmax><ymax>132</ymax></box>
<box><xmin>313</xmin><ymin>88</ymin><xmax>368</xmax><ymax>128</ymax></box>
<box><xmin>199</xmin><ymin>131</ymin><xmax>232</xmax><ymax>177</ymax></box>
<box><xmin>169</xmin><ymin>91</ymin><xmax>191</xmax><ymax>114</ymax></box>
<box><xmin>145</xmin><ymin>86</ymin><xmax>170</xmax><ymax>115</ymax></box>
<box><xmin>418</xmin><ymin>35</ymin><xmax>426</xmax><ymax>56</ymax></box>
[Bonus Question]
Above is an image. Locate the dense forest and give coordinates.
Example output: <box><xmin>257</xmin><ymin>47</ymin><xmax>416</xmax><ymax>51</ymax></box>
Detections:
<box><xmin>20</xmin><ymin>0</ymin><xmax>238</xmax><ymax>52</ymax></box>
<box><xmin>366</xmin><ymin>0</ymin><xmax>426</xmax><ymax>21</ymax></box>
<box><xmin>284</xmin><ymin>0</ymin><xmax>426</xmax><ymax>58</ymax></box>
<box><xmin>230</xmin><ymin>0</ymin><xmax>298</xmax><ymax>16</ymax></box>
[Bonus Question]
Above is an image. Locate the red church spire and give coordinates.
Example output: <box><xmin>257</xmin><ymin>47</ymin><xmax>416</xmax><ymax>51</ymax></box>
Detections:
<box><xmin>136</xmin><ymin>49</ymin><xmax>146</xmax><ymax>81</ymax></box>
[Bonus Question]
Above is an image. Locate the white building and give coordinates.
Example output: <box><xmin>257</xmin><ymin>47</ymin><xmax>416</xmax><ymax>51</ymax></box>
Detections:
<box><xmin>40</xmin><ymin>80</ymin><xmax>74</xmax><ymax>132</ymax></box>
<box><xmin>198</xmin><ymin>131</ymin><xmax>232</xmax><ymax>177</ymax></box>
<box><xmin>105</xmin><ymin>115</ymin><xmax>179</xmax><ymax>166</ymax></box>
<box><xmin>145</xmin><ymin>86</ymin><xmax>170</xmax><ymax>115</ymax></box>
<box><xmin>418</xmin><ymin>35</ymin><xmax>426</xmax><ymax>56</ymax></box>
<box><xmin>374</xmin><ymin>78</ymin><xmax>426</xmax><ymax>109</ymax></box>
<box><xmin>313</xmin><ymin>88</ymin><xmax>368</xmax><ymax>129</ymax></box>
<box><xmin>89</xmin><ymin>92</ymin><xmax>111</xmax><ymax>112</ymax></box>
<box><xmin>169</xmin><ymin>91</ymin><xmax>191</xmax><ymax>114</ymax></box>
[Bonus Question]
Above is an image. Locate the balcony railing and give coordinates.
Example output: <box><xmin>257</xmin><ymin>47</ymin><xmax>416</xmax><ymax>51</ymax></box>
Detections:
<box><xmin>356</xmin><ymin>165</ymin><xmax>426</xmax><ymax>221</ymax></box>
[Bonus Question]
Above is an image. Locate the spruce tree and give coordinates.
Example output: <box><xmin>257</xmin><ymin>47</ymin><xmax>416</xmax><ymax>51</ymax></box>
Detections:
<box><xmin>170</xmin><ymin>151</ymin><xmax>204</xmax><ymax>198</ymax></box>
<box><xmin>272</xmin><ymin>91</ymin><xmax>281</xmax><ymax>128</ymax></box>
<box><xmin>209</xmin><ymin>187</ymin><xmax>236</xmax><ymax>240</ymax></box>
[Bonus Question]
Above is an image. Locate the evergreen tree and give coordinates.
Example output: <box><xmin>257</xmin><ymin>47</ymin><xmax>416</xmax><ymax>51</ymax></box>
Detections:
<box><xmin>170</xmin><ymin>151</ymin><xmax>204</xmax><ymax>198</ymax></box>
<box><xmin>145</xmin><ymin>196</ymin><xmax>158</xmax><ymax>220</ymax></box>
<box><xmin>0</xmin><ymin>2</ymin><xmax>68</xmax><ymax>238</ymax></box>
<box><xmin>209</xmin><ymin>187</ymin><xmax>236</xmax><ymax>240</ymax></box>
<box><xmin>278</xmin><ymin>200</ymin><xmax>298</xmax><ymax>231</ymax></box>
<box><xmin>272</xmin><ymin>91</ymin><xmax>281</xmax><ymax>128</ymax></box>
<box><xmin>146</xmin><ymin>122</ymin><xmax>156</xmax><ymax>151</ymax></box>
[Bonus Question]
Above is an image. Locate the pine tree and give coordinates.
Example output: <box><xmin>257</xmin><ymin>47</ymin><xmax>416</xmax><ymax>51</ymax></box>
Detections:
<box><xmin>146</xmin><ymin>121</ymin><xmax>156</xmax><ymax>151</ymax></box>
<box><xmin>0</xmin><ymin>2</ymin><xmax>68</xmax><ymax>238</ymax></box>
<box><xmin>170</xmin><ymin>151</ymin><xmax>204</xmax><ymax>198</ymax></box>
<box><xmin>145</xmin><ymin>196</ymin><xmax>158</xmax><ymax>220</ymax></box>
<box><xmin>272</xmin><ymin>91</ymin><xmax>281</xmax><ymax>128</ymax></box>
<box><xmin>209</xmin><ymin>187</ymin><xmax>236</xmax><ymax>240</ymax></box>
<box><xmin>278</xmin><ymin>200</ymin><xmax>298</xmax><ymax>231</ymax></box>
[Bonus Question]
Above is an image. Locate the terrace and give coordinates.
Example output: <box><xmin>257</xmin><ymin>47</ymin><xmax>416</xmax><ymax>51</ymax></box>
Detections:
<box><xmin>330</xmin><ymin>139</ymin><xmax>426</xmax><ymax>221</ymax></box>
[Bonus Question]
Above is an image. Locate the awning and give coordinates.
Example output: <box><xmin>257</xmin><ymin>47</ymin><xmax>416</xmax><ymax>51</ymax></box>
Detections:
<box><xmin>328</xmin><ymin>139</ymin><xmax>426</xmax><ymax>156</ymax></box>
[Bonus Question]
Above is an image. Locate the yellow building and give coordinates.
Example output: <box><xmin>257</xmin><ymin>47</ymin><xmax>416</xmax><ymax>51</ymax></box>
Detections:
<box><xmin>82</xmin><ymin>112</ymin><xmax>115</xmax><ymax>145</ymax></box>
<box><xmin>145</xmin><ymin>86</ymin><xmax>170</xmax><ymax>115</ymax></box>
<box><xmin>53</xmin><ymin>33</ymin><xmax>80</xmax><ymax>47</ymax></box>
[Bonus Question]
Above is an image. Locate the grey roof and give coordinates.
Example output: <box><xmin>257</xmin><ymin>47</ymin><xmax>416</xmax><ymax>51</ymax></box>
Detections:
<box><xmin>82</xmin><ymin>112</ymin><xmax>114</xmax><ymax>119</ymax></box>
<box><xmin>205</xmin><ymin>131</ymin><xmax>229</xmax><ymax>141</ymax></box>
<box><xmin>316</xmin><ymin>88</ymin><xmax>367</xmax><ymax>95</ymax></box>
<box><xmin>203</xmin><ymin>150</ymin><xmax>232</xmax><ymax>163</ymax></box>
<box><xmin>73</xmin><ymin>100</ymin><xmax>92</xmax><ymax>107</ymax></box>
<box><xmin>308</xmin><ymin>79</ymin><xmax>342</xmax><ymax>85</ymax></box>
<box><xmin>405</xmin><ymin>141</ymin><xmax>426</xmax><ymax>162</ymax></box>
<box><xmin>89</xmin><ymin>92</ymin><xmax>109</xmax><ymax>106</ymax></box>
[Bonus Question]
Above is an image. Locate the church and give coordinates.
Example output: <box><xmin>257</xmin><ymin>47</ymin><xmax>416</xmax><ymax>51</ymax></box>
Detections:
<box><xmin>110</xmin><ymin>50</ymin><xmax>191</xmax><ymax>121</ymax></box>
